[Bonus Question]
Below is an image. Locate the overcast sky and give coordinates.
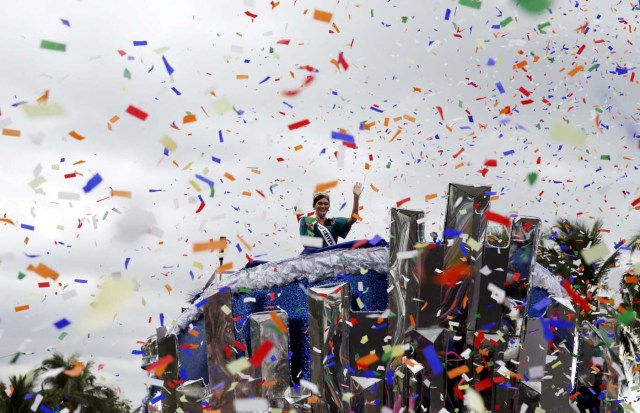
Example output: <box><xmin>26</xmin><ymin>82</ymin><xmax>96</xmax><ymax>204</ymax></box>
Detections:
<box><xmin>1</xmin><ymin>0</ymin><xmax>639</xmax><ymax>406</ymax></box>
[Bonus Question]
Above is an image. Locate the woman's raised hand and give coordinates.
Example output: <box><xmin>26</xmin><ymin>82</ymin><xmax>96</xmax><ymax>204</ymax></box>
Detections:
<box><xmin>353</xmin><ymin>182</ymin><xmax>364</xmax><ymax>197</ymax></box>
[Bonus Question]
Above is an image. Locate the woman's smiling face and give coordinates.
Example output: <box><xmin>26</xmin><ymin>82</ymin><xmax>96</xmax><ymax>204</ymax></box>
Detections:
<box><xmin>314</xmin><ymin>197</ymin><xmax>330</xmax><ymax>218</ymax></box>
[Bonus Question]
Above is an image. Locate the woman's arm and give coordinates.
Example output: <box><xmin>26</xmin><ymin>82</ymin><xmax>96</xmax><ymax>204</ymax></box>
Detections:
<box><xmin>345</xmin><ymin>182</ymin><xmax>363</xmax><ymax>232</ymax></box>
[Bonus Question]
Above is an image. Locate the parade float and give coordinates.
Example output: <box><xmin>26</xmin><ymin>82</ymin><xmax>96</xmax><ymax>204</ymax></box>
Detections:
<box><xmin>139</xmin><ymin>184</ymin><xmax>635</xmax><ymax>413</ymax></box>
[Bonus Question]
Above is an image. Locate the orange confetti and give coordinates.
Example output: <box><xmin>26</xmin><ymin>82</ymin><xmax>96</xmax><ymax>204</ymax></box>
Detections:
<box><xmin>236</xmin><ymin>74</ymin><xmax>249</xmax><ymax>80</ymax></box>
<box><xmin>313</xmin><ymin>9</ymin><xmax>333</xmax><ymax>23</ymax></box>
<box><xmin>110</xmin><ymin>190</ymin><xmax>132</xmax><ymax>198</ymax></box>
<box><xmin>183</xmin><ymin>114</ymin><xmax>197</xmax><ymax>123</ymax></box>
<box><xmin>165</xmin><ymin>284</ymin><xmax>172</xmax><ymax>293</ymax></box>
<box><xmin>624</xmin><ymin>276</ymin><xmax>639</xmax><ymax>284</ymax></box>
<box><xmin>215</xmin><ymin>262</ymin><xmax>233</xmax><ymax>273</ymax></box>
<box><xmin>409</xmin><ymin>314</ymin><xmax>416</xmax><ymax>328</ymax></box>
<box><xmin>27</xmin><ymin>263</ymin><xmax>59</xmax><ymax>280</ymax></box>
<box><xmin>224</xmin><ymin>172</ymin><xmax>236</xmax><ymax>181</ymax></box>
<box><xmin>596</xmin><ymin>296</ymin><xmax>614</xmax><ymax>305</ymax></box>
<box><xmin>446</xmin><ymin>364</ymin><xmax>469</xmax><ymax>379</ymax></box>
<box><xmin>193</xmin><ymin>239</ymin><xmax>227</xmax><ymax>252</ymax></box>
<box><xmin>356</xmin><ymin>353</ymin><xmax>380</xmax><ymax>370</ymax></box>
<box><xmin>37</xmin><ymin>89</ymin><xmax>49</xmax><ymax>103</ymax></box>
<box><xmin>315</xmin><ymin>181</ymin><xmax>338</xmax><ymax>193</ymax></box>
<box><xmin>145</xmin><ymin>354</ymin><xmax>174</xmax><ymax>377</ymax></box>
<box><xmin>2</xmin><ymin>128</ymin><xmax>21</xmax><ymax>137</ymax></box>
<box><xmin>0</xmin><ymin>218</ymin><xmax>15</xmax><ymax>225</ymax></box>
<box><xmin>68</xmin><ymin>131</ymin><xmax>86</xmax><ymax>141</ymax></box>
<box><xmin>403</xmin><ymin>114</ymin><xmax>416</xmax><ymax>122</ymax></box>
<box><xmin>567</xmin><ymin>65</ymin><xmax>584</xmax><ymax>77</ymax></box>
<box><xmin>389</xmin><ymin>129</ymin><xmax>402</xmax><ymax>143</ymax></box>
<box><xmin>237</xmin><ymin>234</ymin><xmax>253</xmax><ymax>251</ymax></box>
<box><xmin>270</xmin><ymin>311</ymin><xmax>287</xmax><ymax>333</ymax></box>
<box><xmin>369</xmin><ymin>184</ymin><xmax>379</xmax><ymax>193</ymax></box>
<box><xmin>187</xmin><ymin>329</ymin><xmax>200</xmax><ymax>337</ymax></box>
<box><xmin>425</xmin><ymin>193</ymin><xmax>438</xmax><ymax>201</ymax></box>
<box><xmin>63</xmin><ymin>361</ymin><xmax>86</xmax><ymax>377</ymax></box>
<box><xmin>294</xmin><ymin>144</ymin><xmax>303</xmax><ymax>151</ymax></box>
<box><xmin>14</xmin><ymin>305</ymin><xmax>30</xmax><ymax>312</ymax></box>
<box><xmin>435</xmin><ymin>264</ymin><xmax>472</xmax><ymax>287</ymax></box>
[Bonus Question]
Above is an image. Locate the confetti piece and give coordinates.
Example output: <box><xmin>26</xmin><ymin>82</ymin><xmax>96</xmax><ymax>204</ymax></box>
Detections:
<box><xmin>111</xmin><ymin>189</ymin><xmax>132</xmax><ymax>198</ymax></box>
<box><xmin>125</xmin><ymin>105</ymin><xmax>148</xmax><ymax>121</ymax></box>
<box><xmin>162</xmin><ymin>55</ymin><xmax>174</xmax><ymax>75</ymax></box>
<box><xmin>550</xmin><ymin>122</ymin><xmax>586</xmax><ymax>146</ymax></box>
<box><xmin>459</xmin><ymin>0</ymin><xmax>481</xmax><ymax>9</ymax></box>
<box><xmin>183</xmin><ymin>114</ymin><xmax>197</xmax><ymax>123</ymax></box>
<box><xmin>54</xmin><ymin>318</ymin><xmax>71</xmax><ymax>329</ymax></box>
<box><xmin>15</xmin><ymin>305</ymin><xmax>29</xmax><ymax>312</ymax></box>
<box><xmin>249</xmin><ymin>340</ymin><xmax>274</xmax><ymax>367</ymax></box>
<box><xmin>423</xmin><ymin>345</ymin><xmax>443</xmax><ymax>375</ymax></box>
<box><xmin>82</xmin><ymin>173</ymin><xmax>103</xmax><ymax>193</ymax></box>
<box><xmin>145</xmin><ymin>354</ymin><xmax>174</xmax><ymax>377</ymax></box>
<box><xmin>561</xmin><ymin>280</ymin><xmax>591</xmax><ymax>313</ymax></box>
<box><xmin>396</xmin><ymin>197</ymin><xmax>411</xmax><ymax>207</ymax></box>
<box><xmin>22</xmin><ymin>103</ymin><xmax>65</xmax><ymax>117</ymax></box>
<box><xmin>446</xmin><ymin>364</ymin><xmax>469</xmax><ymax>379</ymax></box>
<box><xmin>63</xmin><ymin>361</ymin><xmax>86</xmax><ymax>377</ymax></box>
<box><xmin>40</xmin><ymin>40</ymin><xmax>66</xmax><ymax>52</ymax></box>
<box><xmin>355</xmin><ymin>353</ymin><xmax>379</xmax><ymax>370</ymax></box>
<box><xmin>515</xmin><ymin>0</ymin><xmax>552</xmax><ymax>13</ymax></box>
<box><xmin>2</xmin><ymin>128</ymin><xmax>21</xmax><ymax>137</ymax></box>
<box><xmin>193</xmin><ymin>239</ymin><xmax>227</xmax><ymax>252</ymax></box>
<box><xmin>580</xmin><ymin>243</ymin><xmax>610</xmax><ymax>264</ymax></box>
<box><xmin>617</xmin><ymin>309</ymin><xmax>637</xmax><ymax>325</ymax></box>
<box><xmin>270</xmin><ymin>312</ymin><xmax>287</xmax><ymax>333</ymax></box>
<box><xmin>313</xmin><ymin>9</ymin><xmax>333</xmax><ymax>23</ymax></box>
<box><xmin>160</xmin><ymin>135</ymin><xmax>177</xmax><ymax>152</ymax></box>
<box><xmin>226</xmin><ymin>357</ymin><xmax>252</xmax><ymax>375</ymax></box>
<box><xmin>465</xmin><ymin>388</ymin><xmax>486</xmax><ymax>413</ymax></box>
<box><xmin>27</xmin><ymin>263</ymin><xmax>59</xmax><ymax>280</ymax></box>
<box><xmin>224</xmin><ymin>172</ymin><xmax>236</xmax><ymax>181</ymax></box>
<box><xmin>68</xmin><ymin>130</ymin><xmax>85</xmax><ymax>141</ymax></box>
<box><xmin>485</xmin><ymin>211</ymin><xmax>511</xmax><ymax>227</ymax></box>
<box><xmin>81</xmin><ymin>277</ymin><xmax>136</xmax><ymax>331</ymax></box>
<box><xmin>315</xmin><ymin>181</ymin><xmax>338</xmax><ymax>193</ymax></box>
<box><xmin>288</xmin><ymin>119</ymin><xmax>310</xmax><ymax>130</ymax></box>
<box><xmin>435</xmin><ymin>263</ymin><xmax>473</xmax><ymax>287</ymax></box>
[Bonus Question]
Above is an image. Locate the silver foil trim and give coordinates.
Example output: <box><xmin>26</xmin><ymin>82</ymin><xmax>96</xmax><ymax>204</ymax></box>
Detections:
<box><xmin>249</xmin><ymin>310</ymin><xmax>290</xmax><ymax>398</ymax></box>
<box><xmin>350</xmin><ymin>377</ymin><xmax>383</xmax><ymax>413</ymax></box>
<box><xmin>156</xmin><ymin>333</ymin><xmax>179</xmax><ymax>413</ymax></box>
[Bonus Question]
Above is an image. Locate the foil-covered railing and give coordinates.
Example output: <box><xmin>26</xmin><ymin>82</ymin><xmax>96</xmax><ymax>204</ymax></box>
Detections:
<box><xmin>140</xmin><ymin>183</ymin><xmax>634</xmax><ymax>412</ymax></box>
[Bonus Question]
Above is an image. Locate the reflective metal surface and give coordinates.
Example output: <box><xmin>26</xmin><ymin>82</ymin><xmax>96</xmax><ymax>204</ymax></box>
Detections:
<box><xmin>176</xmin><ymin>378</ymin><xmax>208</xmax><ymax>413</ymax></box>
<box><xmin>202</xmin><ymin>288</ymin><xmax>236</xmax><ymax>412</ymax></box>
<box><xmin>350</xmin><ymin>377</ymin><xmax>383</xmax><ymax>413</ymax></box>
<box><xmin>157</xmin><ymin>333</ymin><xmax>178</xmax><ymax>413</ymax></box>
<box><xmin>349</xmin><ymin>311</ymin><xmax>386</xmax><ymax>374</ymax></box>
<box><xmin>249</xmin><ymin>310</ymin><xmax>290</xmax><ymax>398</ymax></box>
<box><xmin>308</xmin><ymin>283</ymin><xmax>350</xmax><ymax>412</ymax></box>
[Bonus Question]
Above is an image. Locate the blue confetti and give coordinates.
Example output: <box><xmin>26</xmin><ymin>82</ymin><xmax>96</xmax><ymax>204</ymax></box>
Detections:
<box><xmin>133</xmin><ymin>40</ymin><xmax>148</xmax><ymax>46</ymax></box>
<box><xmin>20</xmin><ymin>224</ymin><xmax>35</xmax><ymax>231</ymax></box>
<box><xmin>444</xmin><ymin>8</ymin><xmax>451</xmax><ymax>20</ymax></box>
<box><xmin>82</xmin><ymin>173</ymin><xmax>103</xmax><ymax>193</ymax></box>
<box><xmin>423</xmin><ymin>345</ymin><xmax>443</xmax><ymax>375</ymax></box>
<box><xmin>218</xmin><ymin>130</ymin><xmax>224</xmax><ymax>143</ymax></box>
<box><xmin>496</xmin><ymin>81</ymin><xmax>505</xmax><ymax>94</ymax></box>
<box><xmin>54</xmin><ymin>318</ymin><xmax>71</xmax><ymax>329</ymax></box>
<box><xmin>195</xmin><ymin>174</ymin><xmax>215</xmax><ymax>187</ymax></box>
<box><xmin>259</xmin><ymin>76</ymin><xmax>271</xmax><ymax>84</ymax></box>
<box><xmin>60</xmin><ymin>19</ymin><xmax>71</xmax><ymax>27</ymax></box>
<box><xmin>211</xmin><ymin>156</ymin><xmax>221</xmax><ymax>164</ymax></box>
<box><xmin>125</xmin><ymin>257</ymin><xmax>131</xmax><ymax>269</ymax></box>
<box><xmin>171</xmin><ymin>87</ymin><xmax>181</xmax><ymax>95</ymax></box>
<box><xmin>331</xmin><ymin>131</ymin><xmax>355</xmax><ymax>144</ymax></box>
<box><xmin>162</xmin><ymin>55</ymin><xmax>174</xmax><ymax>75</ymax></box>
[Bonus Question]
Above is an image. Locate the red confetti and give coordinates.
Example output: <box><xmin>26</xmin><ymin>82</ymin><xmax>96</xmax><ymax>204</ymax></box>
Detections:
<box><xmin>436</xmin><ymin>106</ymin><xmax>444</xmax><ymax>121</ymax></box>
<box><xmin>233</xmin><ymin>340</ymin><xmax>247</xmax><ymax>352</ymax></box>
<box><xmin>484</xmin><ymin>159</ymin><xmax>497</xmax><ymax>167</ymax></box>
<box><xmin>396</xmin><ymin>197</ymin><xmax>411</xmax><ymax>207</ymax></box>
<box><xmin>249</xmin><ymin>340</ymin><xmax>274</xmax><ymax>367</ymax></box>
<box><xmin>144</xmin><ymin>354</ymin><xmax>174</xmax><ymax>377</ymax></box>
<box><xmin>562</xmin><ymin>280</ymin><xmax>592</xmax><ymax>313</ymax></box>
<box><xmin>125</xmin><ymin>105</ymin><xmax>148</xmax><ymax>121</ymax></box>
<box><xmin>245</xmin><ymin>11</ymin><xmax>258</xmax><ymax>18</ymax></box>
<box><xmin>337</xmin><ymin>52</ymin><xmax>349</xmax><ymax>70</ymax></box>
<box><xmin>288</xmin><ymin>119</ymin><xmax>310</xmax><ymax>130</ymax></box>
<box><xmin>195</xmin><ymin>202</ymin><xmax>205</xmax><ymax>213</ymax></box>
<box><xmin>631</xmin><ymin>197</ymin><xmax>640</xmax><ymax>207</ymax></box>
<box><xmin>475</xmin><ymin>377</ymin><xmax>493</xmax><ymax>392</ymax></box>
<box><xmin>277</xmin><ymin>39</ymin><xmax>290</xmax><ymax>45</ymax></box>
<box><xmin>452</xmin><ymin>148</ymin><xmax>465</xmax><ymax>158</ymax></box>
<box><xmin>435</xmin><ymin>263</ymin><xmax>472</xmax><ymax>287</ymax></box>
<box><xmin>485</xmin><ymin>211</ymin><xmax>511</xmax><ymax>227</ymax></box>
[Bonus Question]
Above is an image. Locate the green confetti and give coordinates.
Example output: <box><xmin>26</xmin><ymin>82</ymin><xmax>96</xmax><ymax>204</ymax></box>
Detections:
<box><xmin>514</xmin><ymin>0</ymin><xmax>552</xmax><ymax>13</ymax></box>
<box><xmin>617</xmin><ymin>309</ymin><xmax>637</xmax><ymax>326</ymax></box>
<box><xmin>371</xmin><ymin>9</ymin><xmax>374</xmax><ymax>17</ymax></box>
<box><xmin>500</xmin><ymin>17</ymin><xmax>513</xmax><ymax>27</ymax></box>
<box><xmin>401</xmin><ymin>16</ymin><xmax>408</xmax><ymax>23</ymax></box>
<box><xmin>595</xmin><ymin>107</ymin><xmax>603</xmax><ymax>113</ymax></box>
<box><xmin>124</xmin><ymin>68</ymin><xmax>131</xmax><ymax>79</ymax></box>
<box><xmin>537</xmin><ymin>22</ymin><xmax>551</xmax><ymax>33</ymax></box>
<box><xmin>600</xmin><ymin>155</ymin><xmax>610</xmax><ymax>160</ymax></box>
<box><xmin>386</xmin><ymin>161</ymin><xmax>391</xmax><ymax>168</ymax></box>
<box><xmin>588</xmin><ymin>63</ymin><xmax>599</xmax><ymax>72</ymax></box>
<box><xmin>527</xmin><ymin>172</ymin><xmax>538</xmax><ymax>186</ymax></box>
<box><xmin>459</xmin><ymin>0</ymin><xmax>482</xmax><ymax>9</ymax></box>
<box><xmin>238</xmin><ymin>287</ymin><xmax>253</xmax><ymax>294</ymax></box>
<box><xmin>58</xmin><ymin>332</ymin><xmax>68</xmax><ymax>341</ymax></box>
<box><xmin>40</xmin><ymin>40</ymin><xmax>67</xmax><ymax>52</ymax></box>
<box><xmin>269</xmin><ymin>47</ymin><xmax>274</xmax><ymax>53</ymax></box>
<box><xmin>210</xmin><ymin>184</ymin><xmax>215</xmax><ymax>198</ymax></box>
<box><xmin>18</xmin><ymin>272</ymin><xmax>26</xmax><ymax>280</ymax></box>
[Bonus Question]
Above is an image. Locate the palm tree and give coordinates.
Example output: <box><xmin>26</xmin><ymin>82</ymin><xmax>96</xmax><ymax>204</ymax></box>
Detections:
<box><xmin>536</xmin><ymin>218</ymin><xmax>610</xmax><ymax>296</ymax></box>
<box><xmin>0</xmin><ymin>371</ymin><xmax>40</xmax><ymax>413</ymax></box>
<box><xmin>36</xmin><ymin>352</ymin><xmax>133</xmax><ymax>413</ymax></box>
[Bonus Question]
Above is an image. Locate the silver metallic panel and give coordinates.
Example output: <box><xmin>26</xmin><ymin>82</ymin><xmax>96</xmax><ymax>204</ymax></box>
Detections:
<box><xmin>249</xmin><ymin>310</ymin><xmax>290</xmax><ymax>398</ymax></box>
<box><xmin>202</xmin><ymin>288</ymin><xmax>236</xmax><ymax>412</ymax></box>
<box><xmin>350</xmin><ymin>377</ymin><xmax>383</xmax><ymax>413</ymax></box>
<box><xmin>157</xmin><ymin>333</ymin><xmax>179</xmax><ymax>413</ymax></box>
